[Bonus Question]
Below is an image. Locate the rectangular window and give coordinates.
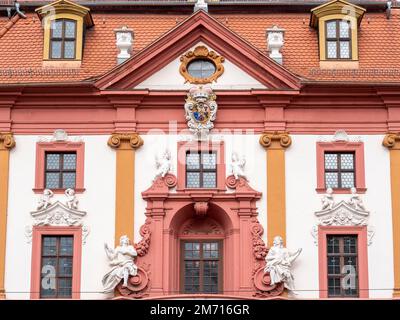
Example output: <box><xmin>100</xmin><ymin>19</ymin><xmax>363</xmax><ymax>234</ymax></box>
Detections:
<box><xmin>40</xmin><ymin>235</ymin><xmax>74</xmax><ymax>298</ymax></box>
<box><xmin>50</xmin><ymin>19</ymin><xmax>76</xmax><ymax>59</ymax></box>
<box><xmin>326</xmin><ymin>20</ymin><xmax>351</xmax><ymax>60</ymax></box>
<box><xmin>327</xmin><ymin>235</ymin><xmax>358</xmax><ymax>297</ymax></box>
<box><xmin>186</xmin><ymin>151</ymin><xmax>217</xmax><ymax>188</ymax></box>
<box><xmin>181</xmin><ymin>241</ymin><xmax>222</xmax><ymax>294</ymax></box>
<box><xmin>45</xmin><ymin>152</ymin><xmax>77</xmax><ymax>189</ymax></box>
<box><xmin>324</xmin><ymin>152</ymin><xmax>355</xmax><ymax>189</ymax></box>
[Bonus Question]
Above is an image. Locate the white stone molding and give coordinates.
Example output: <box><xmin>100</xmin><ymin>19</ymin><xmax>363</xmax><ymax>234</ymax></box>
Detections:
<box><xmin>114</xmin><ymin>26</ymin><xmax>133</xmax><ymax>64</ymax></box>
<box><xmin>26</xmin><ymin>190</ymin><xmax>89</xmax><ymax>244</ymax></box>
<box><xmin>311</xmin><ymin>191</ymin><xmax>375</xmax><ymax>245</ymax></box>
<box><xmin>317</xmin><ymin>130</ymin><xmax>362</xmax><ymax>143</ymax></box>
<box><xmin>37</xmin><ymin>129</ymin><xmax>83</xmax><ymax>143</ymax></box>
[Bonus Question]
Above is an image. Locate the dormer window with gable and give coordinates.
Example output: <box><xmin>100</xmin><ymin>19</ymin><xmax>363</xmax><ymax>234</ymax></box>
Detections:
<box><xmin>310</xmin><ymin>0</ymin><xmax>366</xmax><ymax>69</ymax></box>
<box><xmin>35</xmin><ymin>0</ymin><xmax>94</xmax><ymax>66</ymax></box>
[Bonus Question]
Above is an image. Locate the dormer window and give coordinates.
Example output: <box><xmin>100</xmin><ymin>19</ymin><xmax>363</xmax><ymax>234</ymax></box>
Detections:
<box><xmin>36</xmin><ymin>0</ymin><xmax>94</xmax><ymax>66</ymax></box>
<box><xmin>50</xmin><ymin>19</ymin><xmax>77</xmax><ymax>59</ymax></box>
<box><xmin>310</xmin><ymin>0</ymin><xmax>366</xmax><ymax>68</ymax></box>
<box><xmin>325</xmin><ymin>20</ymin><xmax>351</xmax><ymax>60</ymax></box>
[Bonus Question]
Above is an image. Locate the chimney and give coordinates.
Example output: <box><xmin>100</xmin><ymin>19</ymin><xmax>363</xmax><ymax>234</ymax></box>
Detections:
<box><xmin>114</xmin><ymin>26</ymin><xmax>133</xmax><ymax>65</ymax></box>
<box><xmin>266</xmin><ymin>25</ymin><xmax>285</xmax><ymax>65</ymax></box>
<box><xmin>194</xmin><ymin>0</ymin><xmax>208</xmax><ymax>13</ymax></box>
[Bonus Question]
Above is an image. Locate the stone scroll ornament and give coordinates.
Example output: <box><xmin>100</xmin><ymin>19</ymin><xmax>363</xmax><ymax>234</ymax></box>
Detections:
<box><xmin>184</xmin><ymin>85</ymin><xmax>218</xmax><ymax>138</ymax></box>
<box><xmin>103</xmin><ymin>219</ymin><xmax>153</xmax><ymax>299</ymax></box>
<box><xmin>250</xmin><ymin>218</ymin><xmax>285</xmax><ymax>297</ymax></box>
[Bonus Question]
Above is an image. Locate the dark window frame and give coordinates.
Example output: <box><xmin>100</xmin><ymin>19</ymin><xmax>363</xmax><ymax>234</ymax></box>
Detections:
<box><xmin>45</xmin><ymin>151</ymin><xmax>77</xmax><ymax>190</ymax></box>
<box><xmin>324</xmin><ymin>151</ymin><xmax>356</xmax><ymax>189</ymax></box>
<box><xmin>185</xmin><ymin>150</ymin><xmax>217</xmax><ymax>189</ymax></box>
<box><xmin>50</xmin><ymin>19</ymin><xmax>77</xmax><ymax>60</ymax></box>
<box><xmin>180</xmin><ymin>240</ymin><xmax>223</xmax><ymax>294</ymax></box>
<box><xmin>325</xmin><ymin>19</ymin><xmax>352</xmax><ymax>60</ymax></box>
<box><xmin>327</xmin><ymin>235</ymin><xmax>359</xmax><ymax>297</ymax></box>
<box><xmin>40</xmin><ymin>235</ymin><xmax>74</xmax><ymax>299</ymax></box>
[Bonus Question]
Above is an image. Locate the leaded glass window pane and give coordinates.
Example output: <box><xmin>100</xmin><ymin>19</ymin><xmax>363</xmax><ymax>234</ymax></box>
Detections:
<box><xmin>63</xmin><ymin>154</ymin><xmax>76</xmax><ymax>170</ymax></box>
<box><xmin>340</xmin><ymin>153</ymin><xmax>354</xmax><ymax>169</ymax></box>
<box><xmin>64</xmin><ymin>21</ymin><xmax>76</xmax><ymax>38</ymax></box>
<box><xmin>327</xmin><ymin>41</ymin><xmax>337</xmax><ymax>59</ymax></box>
<box><xmin>62</xmin><ymin>172</ymin><xmax>76</xmax><ymax>189</ymax></box>
<box><xmin>186</xmin><ymin>153</ymin><xmax>200</xmax><ymax>170</ymax></box>
<box><xmin>325</xmin><ymin>154</ymin><xmax>338</xmax><ymax>170</ymax></box>
<box><xmin>326</xmin><ymin>21</ymin><xmax>337</xmax><ymax>38</ymax></box>
<box><xmin>187</xmin><ymin>172</ymin><xmax>200</xmax><ymax>188</ymax></box>
<box><xmin>64</xmin><ymin>41</ymin><xmax>75</xmax><ymax>59</ymax></box>
<box><xmin>202</xmin><ymin>153</ymin><xmax>216</xmax><ymax>169</ymax></box>
<box><xmin>187</xmin><ymin>59</ymin><xmax>216</xmax><ymax>79</ymax></box>
<box><xmin>339</xmin><ymin>21</ymin><xmax>350</xmax><ymax>38</ymax></box>
<box><xmin>51</xmin><ymin>20</ymin><xmax>63</xmax><ymax>38</ymax></box>
<box><xmin>46</xmin><ymin>153</ymin><xmax>60</xmax><ymax>170</ymax></box>
<box><xmin>46</xmin><ymin>173</ymin><xmax>60</xmax><ymax>189</ymax></box>
<box><xmin>340</xmin><ymin>41</ymin><xmax>350</xmax><ymax>59</ymax></box>
<box><xmin>51</xmin><ymin>41</ymin><xmax>62</xmax><ymax>59</ymax></box>
<box><xmin>341</xmin><ymin>172</ymin><xmax>354</xmax><ymax>188</ymax></box>
<box><xmin>202</xmin><ymin>172</ymin><xmax>216</xmax><ymax>188</ymax></box>
<box><xmin>325</xmin><ymin>172</ymin><xmax>338</xmax><ymax>189</ymax></box>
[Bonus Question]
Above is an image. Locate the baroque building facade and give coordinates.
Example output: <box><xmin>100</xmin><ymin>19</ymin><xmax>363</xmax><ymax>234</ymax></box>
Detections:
<box><xmin>0</xmin><ymin>0</ymin><xmax>400</xmax><ymax>299</ymax></box>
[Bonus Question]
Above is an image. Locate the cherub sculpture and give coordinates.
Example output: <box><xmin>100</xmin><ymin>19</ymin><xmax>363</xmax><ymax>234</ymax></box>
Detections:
<box><xmin>231</xmin><ymin>152</ymin><xmax>247</xmax><ymax>180</ymax></box>
<box><xmin>347</xmin><ymin>187</ymin><xmax>367</xmax><ymax>211</ymax></box>
<box><xmin>321</xmin><ymin>187</ymin><xmax>334</xmax><ymax>210</ymax></box>
<box><xmin>155</xmin><ymin>149</ymin><xmax>172</xmax><ymax>180</ymax></box>
<box><xmin>102</xmin><ymin>235</ymin><xmax>138</xmax><ymax>293</ymax></box>
<box><xmin>37</xmin><ymin>189</ymin><xmax>53</xmax><ymax>210</ymax></box>
<box><xmin>264</xmin><ymin>236</ymin><xmax>302</xmax><ymax>291</ymax></box>
<box><xmin>65</xmin><ymin>188</ymin><xmax>78</xmax><ymax>210</ymax></box>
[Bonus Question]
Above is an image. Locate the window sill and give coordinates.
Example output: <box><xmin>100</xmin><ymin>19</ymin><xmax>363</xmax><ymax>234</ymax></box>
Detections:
<box><xmin>319</xmin><ymin>60</ymin><xmax>359</xmax><ymax>70</ymax></box>
<box><xmin>42</xmin><ymin>60</ymin><xmax>81</xmax><ymax>68</ymax></box>
<box><xmin>33</xmin><ymin>188</ymin><xmax>86</xmax><ymax>194</ymax></box>
<box><xmin>316</xmin><ymin>187</ymin><xmax>366</xmax><ymax>194</ymax></box>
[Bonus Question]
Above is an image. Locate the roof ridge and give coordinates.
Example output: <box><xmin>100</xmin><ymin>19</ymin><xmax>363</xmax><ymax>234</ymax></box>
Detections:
<box><xmin>0</xmin><ymin>14</ymin><xmax>21</xmax><ymax>40</ymax></box>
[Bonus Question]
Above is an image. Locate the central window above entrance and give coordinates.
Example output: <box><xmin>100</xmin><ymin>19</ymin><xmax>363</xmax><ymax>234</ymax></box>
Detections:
<box><xmin>186</xmin><ymin>151</ymin><xmax>217</xmax><ymax>188</ymax></box>
<box><xmin>182</xmin><ymin>241</ymin><xmax>222</xmax><ymax>294</ymax></box>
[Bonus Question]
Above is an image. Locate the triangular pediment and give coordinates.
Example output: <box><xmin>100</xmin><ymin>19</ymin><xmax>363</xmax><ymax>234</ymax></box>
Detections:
<box><xmin>95</xmin><ymin>10</ymin><xmax>301</xmax><ymax>91</ymax></box>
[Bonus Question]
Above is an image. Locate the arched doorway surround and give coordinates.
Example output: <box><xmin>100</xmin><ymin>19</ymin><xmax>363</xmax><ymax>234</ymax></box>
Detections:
<box><xmin>114</xmin><ymin>174</ymin><xmax>284</xmax><ymax>299</ymax></box>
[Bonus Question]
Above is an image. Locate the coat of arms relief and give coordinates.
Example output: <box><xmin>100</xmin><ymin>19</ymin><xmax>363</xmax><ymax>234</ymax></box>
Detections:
<box><xmin>184</xmin><ymin>85</ymin><xmax>218</xmax><ymax>138</ymax></box>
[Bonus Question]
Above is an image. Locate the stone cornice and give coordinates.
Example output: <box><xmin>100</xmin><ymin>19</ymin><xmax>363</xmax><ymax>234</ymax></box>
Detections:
<box><xmin>107</xmin><ymin>133</ymin><xmax>143</xmax><ymax>150</ymax></box>
<box><xmin>0</xmin><ymin>133</ymin><xmax>15</xmax><ymax>150</ymax></box>
<box><xmin>259</xmin><ymin>132</ymin><xmax>292</xmax><ymax>150</ymax></box>
<box><xmin>383</xmin><ymin>133</ymin><xmax>400</xmax><ymax>150</ymax></box>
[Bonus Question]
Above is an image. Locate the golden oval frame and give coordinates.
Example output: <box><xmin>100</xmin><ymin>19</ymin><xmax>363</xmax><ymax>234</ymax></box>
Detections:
<box><xmin>179</xmin><ymin>45</ymin><xmax>225</xmax><ymax>84</ymax></box>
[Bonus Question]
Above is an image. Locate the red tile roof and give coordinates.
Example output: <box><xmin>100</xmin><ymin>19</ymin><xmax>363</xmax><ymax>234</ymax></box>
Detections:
<box><xmin>0</xmin><ymin>8</ymin><xmax>399</xmax><ymax>84</ymax></box>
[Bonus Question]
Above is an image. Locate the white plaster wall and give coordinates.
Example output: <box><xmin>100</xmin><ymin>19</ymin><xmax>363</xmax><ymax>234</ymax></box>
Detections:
<box><xmin>135</xmin><ymin>42</ymin><xmax>267</xmax><ymax>90</ymax></box>
<box><xmin>5</xmin><ymin>135</ymin><xmax>115</xmax><ymax>300</ymax></box>
<box><xmin>286</xmin><ymin>135</ymin><xmax>394</xmax><ymax>299</ymax></box>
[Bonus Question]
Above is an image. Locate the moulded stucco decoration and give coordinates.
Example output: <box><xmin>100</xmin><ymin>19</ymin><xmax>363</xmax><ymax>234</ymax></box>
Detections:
<box><xmin>317</xmin><ymin>130</ymin><xmax>362</xmax><ymax>143</ymax></box>
<box><xmin>184</xmin><ymin>85</ymin><xmax>218</xmax><ymax>138</ymax></box>
<box><xmin>154</xmin><ymin>149</ymin><xmax>172</xmax><ymax>181</ymax></box>
<box><xmin>231</xmin><ymin>152</ymin><xmax>247</xmax><ymax>181</ymax></box>
<box><xmin>264</xmin><ymin>236</ymin><xmax>302</xmax><ymax>292</ymax></box>
<box><xmin>37</xmin><ymin>129</ymin><xmax>83</xmax><ymax>143</ymax></box>
<box><xmin>311</xmin><ymin>190</ymin><xmax>375</xmax><ymax>246</ymax></box>
<box><xmin>103</xmin><ymin>235</ymin><xmax>138</xmax><ymax>293</ymax></box>
<box><xmin>26</xmin><ymin>189</ymin><xmax>89</xmax><ymax>244</ymax></box>
<box><xmin>104</xmin><ymin>219</ymin><xmax>153</xmax><ymax>298</ymax></box>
